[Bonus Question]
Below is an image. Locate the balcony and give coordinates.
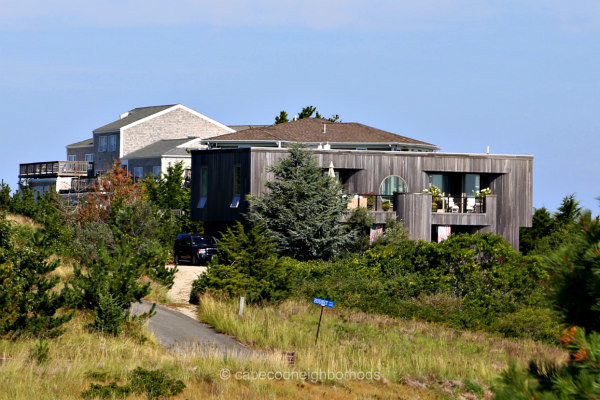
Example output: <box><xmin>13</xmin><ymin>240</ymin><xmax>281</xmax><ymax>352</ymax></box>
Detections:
<box><xmin>19</xmin><ymin>161</ymin><xmax>92</xmax><ymax>178</ymax></box>
<box><xmin>346</xmin><ymin>193</ymin><xmax>396</xmax><ymax>223</ymax></box>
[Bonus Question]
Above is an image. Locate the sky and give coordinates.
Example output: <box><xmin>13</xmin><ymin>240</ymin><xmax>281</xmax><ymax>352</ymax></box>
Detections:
<box><xmin>1</xmin><ymin>0</ymin><xmax>599</xmax><ymax>213</ymax></box>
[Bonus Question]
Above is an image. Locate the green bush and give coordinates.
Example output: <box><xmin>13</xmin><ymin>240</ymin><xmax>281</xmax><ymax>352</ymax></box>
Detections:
<box><xmin>190</xmin><ymin>222</ymin><xmax>292</xmax><ymax>304</ymax></box>
<box><xmin>493</xmin><ymin>307</ymin><xmax>562</xmax><ymax>342</ymax></box>
<box><xmin>289</xmin><ymin>233</ymin><xmax>557</xmax><ymax>339</ymax></box>
<box><xmin>82</xmin><ymin>367</ymin><xmax>185</xmax><ymax>399</ymax></box>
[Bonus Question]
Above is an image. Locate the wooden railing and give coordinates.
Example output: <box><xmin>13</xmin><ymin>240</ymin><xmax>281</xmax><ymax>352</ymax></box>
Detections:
<box><xmin>19</xmin><ymin>161</ymin><xmax>92</xmax><ymax>177</ymax></box>
<box><xmin>433</xmin><ymin>196</ymin><xmax>486</xmax><ymax>213</ymax></box>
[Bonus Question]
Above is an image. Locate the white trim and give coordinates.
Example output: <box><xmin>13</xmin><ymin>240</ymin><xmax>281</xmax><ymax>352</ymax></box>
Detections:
<box><xmin>121</xmin><ymin>104</ymin><xmax>236</xmax><ymax>133</ymax></box>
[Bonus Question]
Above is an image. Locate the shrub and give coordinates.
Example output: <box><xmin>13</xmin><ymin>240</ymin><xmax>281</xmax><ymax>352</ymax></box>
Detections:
<box><xmin>493</xmin><ymin>307</ymin><xmax>562</xmax><ymax>342</ymax></box>
<box><xmin>0</xmin><ymin>218</ymin><xmax>72</xmax><ymax>337</ymax></box>
<box><xmin>82</xmin><ymin>367</ymin><xmax>185</xmax><ymax>399</ymax></box>
<box><xmin>190</xmin><ymin>222</ymin><xmax>292</xmax><ymax>304</ymax></box>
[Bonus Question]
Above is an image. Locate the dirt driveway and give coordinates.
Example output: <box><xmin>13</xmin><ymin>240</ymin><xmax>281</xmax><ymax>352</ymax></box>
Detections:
<box><xmin>165</xmin><ymin>264</ymin><xmax>206</xmax><ymax>319</ymax></box>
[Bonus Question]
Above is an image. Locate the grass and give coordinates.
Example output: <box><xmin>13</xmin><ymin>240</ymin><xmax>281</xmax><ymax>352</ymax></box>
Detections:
<box><xmin>196</xmin><ymin>295</ymin><xmax>567</xmax><ymax>395</ymax></box>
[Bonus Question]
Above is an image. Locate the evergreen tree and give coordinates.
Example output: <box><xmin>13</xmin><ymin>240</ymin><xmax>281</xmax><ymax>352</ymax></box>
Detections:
<box><xmin>275</xmin><ymin>110</ymin><xmax>289</xmax><ymax>124</ymax></box>
<box><xmin>190</xmin><ymin>222</ymin><xmax>291</xmax><ymax>303</ymax></box>
<box><xmin>247</xmin><ymin>146</ymin><xmax>352</xmax><ymax>260</ymax></box>
<box><xmin>0</xmin><ymin>217</ymin><xmax>72</xmax><ymax>337</ymax></box>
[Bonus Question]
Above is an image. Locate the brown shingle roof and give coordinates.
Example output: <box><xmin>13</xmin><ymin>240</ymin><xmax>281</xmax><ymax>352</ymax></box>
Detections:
<box><xmin>207</xmin><ymin>118</ymin><xmax>438</xmax><ymax>148</ymax></box>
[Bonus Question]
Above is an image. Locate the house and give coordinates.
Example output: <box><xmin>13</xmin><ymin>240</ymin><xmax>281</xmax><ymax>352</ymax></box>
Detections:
<box><xmin>190</xmin><ymin>120</ymin><xmax>532</xmax><ymax>249</ymax></box>
<box><xmin>19</xmin><ymin>104</ymin><xmax>240</xmax><ymax>194</ymax></box>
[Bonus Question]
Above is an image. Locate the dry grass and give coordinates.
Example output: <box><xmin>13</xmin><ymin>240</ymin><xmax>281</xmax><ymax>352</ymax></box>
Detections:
<box><xmin>196</xmin><ymin>296</ymin><xmax>567</xmax><ymax>395</ymax></box>
<box><xmin>5</xmin><ymin>213</ymin><xmax>42</xmax><ymax>229</ymax></box>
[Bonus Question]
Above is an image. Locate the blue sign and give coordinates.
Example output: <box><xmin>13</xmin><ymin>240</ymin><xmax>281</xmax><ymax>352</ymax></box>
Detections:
<box><xmin>313</xmin><ymin>297</ymin><xmax>334</xmax><ymax>308</ymax></box>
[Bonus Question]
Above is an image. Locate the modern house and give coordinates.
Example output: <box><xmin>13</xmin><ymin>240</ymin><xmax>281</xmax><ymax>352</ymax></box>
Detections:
<box><xmin>19</xmin><ymin>104</ymin><xmax>240</xmax><ymax>195</ymax></box>
<box><xmin>190</xmin><ymin>120</ymin><xmax>532</xmax><ymax>249</ymax></box>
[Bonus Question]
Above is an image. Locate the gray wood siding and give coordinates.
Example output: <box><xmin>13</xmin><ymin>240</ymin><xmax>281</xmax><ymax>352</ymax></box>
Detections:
<box><xmin>191</xmin><ymin>148</ymin><xmax>533</xmax><ymax>248</ymax></box>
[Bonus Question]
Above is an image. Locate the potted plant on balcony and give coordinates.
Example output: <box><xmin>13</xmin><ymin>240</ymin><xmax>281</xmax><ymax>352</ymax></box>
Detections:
<box><xmin>382</xmin><ymin>200</ymin><xmax>391</xmax><ymax>211</ymax></box>
<box><xmin>474</xmin><ymin>188</ymin><xmax>492</xmax><ymax>199</ymax></box>
<box><xmin>427</xmin><ymin>185</ymin><xmax>442</xmax><ymax>212</ymax></box>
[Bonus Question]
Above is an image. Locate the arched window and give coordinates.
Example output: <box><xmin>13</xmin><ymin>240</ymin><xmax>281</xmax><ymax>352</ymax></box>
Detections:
<box><xmin>380</xmin><ymin>175</ymin><xmax>407</xmax><ymax>201</ymax></box>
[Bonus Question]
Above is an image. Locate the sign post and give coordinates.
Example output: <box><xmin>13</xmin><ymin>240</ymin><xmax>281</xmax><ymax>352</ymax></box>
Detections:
<box><xmin>313</xmin><ymin>297</ymin><xmax>334</xmax><ymax>345</ymax></box>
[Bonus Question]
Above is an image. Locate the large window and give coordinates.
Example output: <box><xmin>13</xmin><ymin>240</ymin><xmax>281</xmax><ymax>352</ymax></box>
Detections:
<box><xmin>231</xmin><ymin>166</ymin><xmax>241</xmax><ymax>208</ymax></box>
<box><xmin>380</xmin><ymin>175</ymin><xmax>407</xmax><ymax>201</ymax></box>
<box><xmin>98</xmin><ymin>136</ymin><xmax>107</xmax><ymax>152</ymax></box>
<box><xmin>108</xmin><ymin>135</ymin><xmax>117</xmax><ymax>152</ymax></box>
<box><xmin>152</xmin><ymin>166</ymin><xmax>161</xmax><ymax>176</ymax></box>
<box><xmin>464</xmin><ymin>174</ymin><xmax>480</xmax><ymax>197</ymax></box>
<box><xmin>197</xmin><ymin>166</ymin><xmax>208</xmax><ymax>208</ymax></box>
<box><xmin>67</xmin><ymin>155</ymin><xmax>76</xmax><ymax>161</ymax></box>
<box><xmin>85</xmin><ymin>154</ymin><xmax>93</xmax><ymax>162</ymax></box>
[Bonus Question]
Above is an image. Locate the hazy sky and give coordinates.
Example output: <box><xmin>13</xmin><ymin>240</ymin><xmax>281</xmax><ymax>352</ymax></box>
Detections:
<box><xmin>1</xmin><ymin>1</ymin><xmax>598</xmax><ymax>212</ymax></box>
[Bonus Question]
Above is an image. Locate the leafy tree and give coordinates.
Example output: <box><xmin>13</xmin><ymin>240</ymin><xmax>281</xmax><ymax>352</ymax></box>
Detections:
<box><xmin>190</xmin><ymin>222</ymin><xmax>291</xmax><ymax>304</ymax></box>
<box><xmin>519</xmin><ymin>207</ymin><xmax>556</xmax><ymax>254</ymax></box>
<box><xmin>299</xmin><ymin>105</ymin><xmax>318</xmax><ymax>119</ymax></box>
<box><xmin>372</xmin><ymin>217</ymin><xmax>409</xmax><ymax>247</ymax></box>
<box><xmin>247</xmin><ymin>146</ymin><xmax>352</xmax><ymax>260</ymax></box>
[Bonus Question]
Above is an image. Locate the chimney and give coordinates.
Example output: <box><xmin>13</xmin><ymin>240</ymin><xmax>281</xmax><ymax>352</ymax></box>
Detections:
<box><xmin>323</xmin><ymin>124</ymin><xmax>327</xmax><ymax>134</ymax></box>
<box><xmin>120</xmin><ymin>112</ymin><xmax>130</xmax><ymax>119</ymax></box>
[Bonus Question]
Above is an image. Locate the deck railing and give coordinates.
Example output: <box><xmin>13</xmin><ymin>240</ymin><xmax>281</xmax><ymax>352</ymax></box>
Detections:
<box><xmin>347</xmin><ymin>193</ymin><xmax>395</xmax><ymax>212</ymax></box>
<box><xmin>19</xmin><ymin>161</ymin><xmax>92</xmax><ymax>177</ymax></box>
<box><xmin>433</xmin><ymin>196</ymin><xmax>486</xmax><ymax>213</ymax></box>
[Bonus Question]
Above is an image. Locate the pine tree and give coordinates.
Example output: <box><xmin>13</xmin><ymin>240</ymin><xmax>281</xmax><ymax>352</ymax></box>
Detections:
<box><xmin>247</xmin><ymin>146</ymin><xmax>352</xmax><ymax>260</ymax></box>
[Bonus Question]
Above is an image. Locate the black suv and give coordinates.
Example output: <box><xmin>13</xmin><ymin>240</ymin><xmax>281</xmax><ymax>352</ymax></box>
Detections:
<box><xmin>173</xmin><ymin>234</ymin><xmax>218</xmax><ymax>265</ymax></box>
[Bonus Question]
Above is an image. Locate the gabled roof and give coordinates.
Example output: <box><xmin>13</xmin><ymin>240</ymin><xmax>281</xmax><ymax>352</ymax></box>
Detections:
<box><xmin>123</xmin><ymin>138</ymin><xmax>199</xmax><ymax>159</ymax></box>
<box><xmin>66</xmin><ymin>138</ymin><xmax>93</xmax><ymax>148</ymax></box>
<box><xmin>93</xmin><ymin>105</ymin><xmax>176</xmax><ymax>133</ymax></box>
<box><xmin>206</xmin><ymin>118</ymin><xmax>439</xmax><ymax>149</ymax></box>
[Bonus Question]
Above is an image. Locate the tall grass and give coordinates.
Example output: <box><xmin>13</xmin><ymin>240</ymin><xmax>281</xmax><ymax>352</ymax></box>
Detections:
<box><xmin>197</xmin><ymin>295</ymin><xmax>567</xmax><ymax>388</ymax></box>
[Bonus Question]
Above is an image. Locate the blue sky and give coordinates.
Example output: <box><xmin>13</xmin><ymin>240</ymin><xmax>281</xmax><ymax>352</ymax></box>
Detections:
<box><xmin>1</xmin><ymin>1</ymin><xmax>599</xmax><ymax>212</ymax></box>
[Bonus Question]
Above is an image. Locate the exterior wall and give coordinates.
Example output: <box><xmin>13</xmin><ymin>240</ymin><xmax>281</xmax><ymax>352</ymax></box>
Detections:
<box><xmin>126</xmin><ymin>157</ymin><xmax>162</xmax><ymax>179</ymax></box>
<box><xmin>93</xmin><ymin>132</ymin><xmax>120</xmax><ymax>173</ymax></box>
<box><xmin>67</xmin><ymin>145</ymin><xmax>93</xmax><ymax>162</ymax></box>
<box><xmin>395</xmin><ymin>193</ymin><xmax>432</xmax><ymax>241</ymax></box>
<box><xmin>161</xmin><ymin>157</ymin><xmax>191</xmax><ymax>175</ymax></box>
<box><xmin>122</xmin><ymin>108</ymin><xmax>232</xmax><ymax>157</ymax></box>
<box><xmin>190</xmin><ymin>148</ymin><xmax>533</xmax><ymax>249</ymax></box>
<box><xmin>191</xmin><ymin>149</ymin><xmax>251</xmax><ymax>224</ymax></box>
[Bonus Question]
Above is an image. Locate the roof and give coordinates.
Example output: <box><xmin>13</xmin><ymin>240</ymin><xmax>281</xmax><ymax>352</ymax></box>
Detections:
<box><xmin>66</xmin><ymin>138</ymin><xmax>93</xmax><ymax>147</ymax></box>
<box><xmin>93</xmin><ymin>105</ymin><xmax>176</xmax><ymax>133</ymax></box>
<box><xmin>123</xmin><ymin>138</ymin><xmax>197</xmax><ymax>159</ymax></box>
<box><xmin>206</xmin><ymin>118</ymin><xmax>438</xmax><ymax>148</ymax></box>
<box><xmin>227</xmin><ymin>125</ymin><xmax>269</xmax><ymax>131</ymax></box>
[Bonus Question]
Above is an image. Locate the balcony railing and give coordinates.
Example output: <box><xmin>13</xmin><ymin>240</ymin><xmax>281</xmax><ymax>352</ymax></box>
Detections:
<box><xmin>347</xmin><ymin>193</ymin><xmax>395</xmax><ymax>212</ymax></box>
<box><xmin>19</xmin><ymin>161</ymin><xmax>92</xmax><ymax>178</ymax></box>
<box><xmin>433</xmin><ymin>196</ymin><xmax>486</xmax><ymax>213</ymax></box>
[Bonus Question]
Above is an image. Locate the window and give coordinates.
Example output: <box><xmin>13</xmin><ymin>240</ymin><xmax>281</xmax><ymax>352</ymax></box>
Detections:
<box><xmin>464</xmin><ymin>174</ymin><xmax>480</xmax><ymax>197</ymax></box>
<box><xmin>231</xmin><ymin>166</ymin><xmax>241</xmax><ymax>208</ymax></box>
<box><xmin>133</xmin><ymin>167</ymin><xmax>143</xmax><ymax>181</ymax></box>
<box><xmin>99</xmin><ymin>136</ymin><xmax>107</xmax><ymax>152</ymax></box>
<box><xmin>67</xmin><ymin>155</ymin><xmax>76</xmax><ymax>161</ymax></box>
<box><xmin>108</xmin><ymin>135</ymin><xmax>117</xmax><ymax>152</ymax></box>
<box><xmin>429</xmin><ymin>174</ymin><xmax>448</xmax><ymax>193</ymax></box>
<box><xmin>152</xmin><ymin>166</ymin><xmax>161</xmax><ymax>176</ymax></box>
<box><xmin>380</xmin><ymin>175</ymin><xmax>407</xmax><ymax>202</ymax></box>
<box><xmin>197</xmin><ymin>166</ymin><xmax>208</xmax><ymax>208</ymax></box>
<box><xmin>85</xmin><ymin>154</ymin><xmax>93</xmax><ymax>162</ymax></box>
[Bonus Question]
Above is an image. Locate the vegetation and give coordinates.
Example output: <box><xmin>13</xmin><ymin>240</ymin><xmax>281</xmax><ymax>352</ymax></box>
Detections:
<box><xmin>0</xmin><ymin>215</ymin><xmax>72</xmax><ymax>338</ymax></box>
<box><xmin>247</xmin><ymin>146</ymin><xmax>354</xmax><ymax>260</ymax></box>
<box><xmin>493</xmin><ymin>205</ymin><xmax>600</xmax><ymax>398</ymax></box>
<box><xmin>196</xmin><ymin>295</ymin><xmax>566</xmax><ymax>395</ymax></box>
<box><xmin>274</xmin><ymin>105</ymin><xmax>340</xmax><ymax>124</ymax></box>
<box><xmin>190</xmin><ymin>222</ymin><xmax>291</xmax><ymax>304</ymax></box>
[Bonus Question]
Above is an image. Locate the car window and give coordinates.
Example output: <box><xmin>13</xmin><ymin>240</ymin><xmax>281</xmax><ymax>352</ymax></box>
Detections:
<box><xmin>191</xmin><ymin>237</ymin><xmax>207</xmax><ymax>246</ymax></box>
